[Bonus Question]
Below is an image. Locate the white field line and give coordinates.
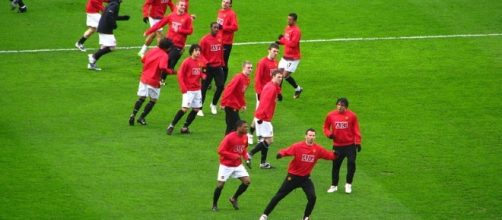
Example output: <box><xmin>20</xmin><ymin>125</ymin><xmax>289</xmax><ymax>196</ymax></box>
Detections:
<box><xmin>0</xmin><ymin>33</ymin><xmax>501</xmax><ymax>54</ymax></box>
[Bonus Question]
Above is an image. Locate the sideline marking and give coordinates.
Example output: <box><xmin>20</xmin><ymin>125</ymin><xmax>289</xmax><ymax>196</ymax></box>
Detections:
<box><xmin>1</xmin><ymin>33</ymin><xmax>500</xmax><ymax>54</ymax></box>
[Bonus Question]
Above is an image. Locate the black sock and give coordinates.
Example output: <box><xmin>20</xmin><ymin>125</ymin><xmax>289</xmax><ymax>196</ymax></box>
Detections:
<box><xmin>183</xmin><ymin>110</ymin><xmax>197</xmax><ymax>127</ymax></box>
<box><xmin>94</xmin><ymin>47</ymin><xmax>112</xmax><ymax>61</ymax></box>
<box><xmin>140</xmin><ymin>101</ymin><xmax>156</xmax><ymax>119</ymax></box>
<box><xmin>213</xmin><ymin>186</ymin><xmax>223</xmax><ymax>206</ymax></box>
<box><xmin>233</xmin><ymin>183</ymin><xmax>249</xmax><ymax>200</ymax></box>
<box><xmin>78</xmin><ymin>36</ymin><xmax>88</xmax><ymax>45</ymax></box>
<box><xmin>286</xmin><ymin>77</ymin><xmax>298</xmax><ymax>89</ymax></box>
<box><xmin>132</xmin><ymin>98</ymin><xmax>146</xmax><ymax>116</ymax></box>
<box><xmin>171</xmin><ymin>110</ymin><xmax>185</xmax><ymax>127</ymax></box>
<box><xmin>250</xmin><ymin>141</ymin><xmax>266</xmax><ymax>156</ymax></box>
<box><xmin>17</xmin><ymin>0</ymin><xmax>25</xmax><ymax>7</ymax></box>
<box><xmin>261</xmin><ymin>147</ymin><xmax>269</xmax><ymax>164</ymax></box>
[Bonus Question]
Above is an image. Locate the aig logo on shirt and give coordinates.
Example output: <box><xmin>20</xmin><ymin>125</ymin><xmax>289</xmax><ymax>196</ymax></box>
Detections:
<box><xmin>210</xmin><ymin>44</ymin><xmax>221</xmax><ymax>51</ymax></box>
<box><xmin>192</xmin><ymin>68</ymin><xmax>201</xmax><ymax>75</ymax></box>
<box><xmin>301</xmin><ymin>154</ymin><xmax>315</xmax><ymax>163</ymax></box>
<box><xmin>234</xmin><ymin>145</ymin><xmax>245</xmax><ymax>153</ymax></box>
<box><xmin>335</xmin><ymin>121</ymin><xmax>348</xmax><ymax>129</ymax></box>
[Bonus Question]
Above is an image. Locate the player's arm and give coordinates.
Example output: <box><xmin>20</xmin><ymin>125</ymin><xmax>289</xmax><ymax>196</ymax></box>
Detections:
<box><xmin>319</xmin><ymin>146</ymin><xmax>336</xmax><ymax>160</ymax></box>
<box><xmin>167</xmin><ymin>0</ymin><xmax>175</xmax><ymax>12</ymax></box>
<box><xmin>222</xmin><ymin>13</ymin><xmax>238</xmax><ymax>32</ymax></box>
<box><xmin>323</xmin><ymin>114</ymin><xmax>334</xmax><ymax>139</ymax></box>
<box><xmin>145</xmin><ymin>15</ymin><xmax>170</xmax><ymax>36</ymax></box>
<box><xmin>177</xmin><ymin>63</ymin><xmax>188</xmax><ymax>93</ymax></box>
<box><xmin>276</xmin><ymin>145</ymin><xmax>294</xmax><ymax>159</ymax></box>
<box><xmin>142</xmin><ymin>0</ymin><xmax>151</xmax><ymax>19</ymax></box>
<box><xmin>283</xmin><ymin>30</ymin><xmax>300</xmax><ymax>47</ymax></box>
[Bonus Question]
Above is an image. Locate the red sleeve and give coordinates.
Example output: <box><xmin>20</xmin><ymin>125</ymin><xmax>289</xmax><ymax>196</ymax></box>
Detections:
<box><xmin>218</xmin><ymin>136</ymin><xmax>240</xmax><ymax>160</ymax></box>
<box><xmin>145</xmin><ymin>16</ymin><xmax>170</xmax><ymax>36</ymax></box>
<box><xmin>323</xmin><ymin>112</ymin><xmax>333</xmax><ymax>138</ymax></box>
<box><xmin>353</xmin><ymin>114</ymin><xmax>362</xmax><ymax>144</ymax></box>
<box><xmin>177</xmin><ymin>60</ymin><xmax>188</xmax><ymax>93</ymax></box>
<box><xmin>278</xmin><ymin>145</ymin><xmax>295</xmax><ymax>157</ymax></box>
<box><xmin>255</xmin><ymin>60</ymin><xmax>267</xmax><ymax>93</ymax></box>
<box><xmin>223</xmin><ymin>12</ymin><xmax>238</xmax><ymax>32</ymax></box>
<box><xmin>318</xmin><ymin>146</ymin><xmax>336</xmax><ymax>160</ymax></box>
<box><xmin>142</xmin><ymin>0</ymin><xmax>152</xmax><ymax>18</ymax></box>
<box><xmin>167</xmin><ymin>0</ymin><xmax>175</xmax><ymax>12</ymax></box>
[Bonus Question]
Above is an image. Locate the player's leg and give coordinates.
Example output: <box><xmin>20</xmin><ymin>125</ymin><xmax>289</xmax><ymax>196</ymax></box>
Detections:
<box><xmin>17</xmin><ymin>0</ymin><xmax>26</xmax><ymax>12</ymax></box>
<box><xmin>201</xmin><ymin>68</ymin><xmax>216</xmax><ymax>109</ymax></box>
<box><xmin>262</xmin><ymin>174</ymin><xmax>299</xmax><ymax>216</ymax></box>
<box><xmin>301</xmin><ymin>178</ymin><xmax>317</xmax><ymax>219</ymax></box>
<box><xmin>229</xmin><ymin>167</ymin><xmax>251</xmax><ymax>210</ymax></box>
<box><xmin>224</xmin><ymin>107</ymin><xmax>240</xmax><ymax>135</ymax></box>
<box><xmin>222</xmin><ymin>44</ymin><xmax>232</xmax><ymax>83</ymax></box>
<box><xmin>345</xmin><ymin>145</ymin><xmax>357</xmax><ymax>193</ymax></box>
<box><xmin>210</xmin><ymin>67</ymin><xmax>225</xmax><ymax>114</ymax></box>
<box><xmin>168</xmin><ymin>46</ymin><xmax>183</xmax><ymax>70</ymax></box>
<box><xmin>330</xmin><ymin>147</ymin><xmax>347</xmax><ymax>188</ymax></box>
<box><xmin>212</xmin><ymin>181</ymin><xmax>225</xmax><ymax>211</ymax></box>
<box><xmin>167</xmin><ymin>93</ymin><xmax>191</xmax><ymax>135</ymax></box>
<box><xmin>139</xmin><ymin>33</ymin><xmax>155</xmax><ymax>57</ymax></box>
<box><xmin>181</xmin><ymin>91</ymin><xmax>202</xmax><ymax>133</ymax></box>
<box><xmin>213</xmin><ymin>164</ymin><xmax>234</xmax><ymax>211</ymax></box>
<box><xmin>77</xmin><ymin>14</ymin><xmax>100</xmax><ymax>51</ymax></box>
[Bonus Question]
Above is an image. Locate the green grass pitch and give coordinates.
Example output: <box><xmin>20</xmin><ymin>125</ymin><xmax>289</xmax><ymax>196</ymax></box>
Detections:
<box><xmin>0</xmin><ymin>0</ymin><xmax>501</xmax><ymax>219</ymax></box>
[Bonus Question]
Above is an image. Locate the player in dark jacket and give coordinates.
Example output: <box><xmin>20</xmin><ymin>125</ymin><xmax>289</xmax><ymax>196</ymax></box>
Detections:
<box><xmin>87</xmin><ymin>0</ymin><xmax>130</xmax><ymax>70</ymax></box>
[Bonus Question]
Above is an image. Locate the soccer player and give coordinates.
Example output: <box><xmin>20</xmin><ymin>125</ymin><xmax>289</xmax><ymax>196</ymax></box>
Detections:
<box><xmin>166</xmin><ymin>44</ymin><xmax>206</xmax><ymax>135</ymax></box>
<box><xmin>276</xmin><ymin>12</ymin><xmax>303</xmax><ymax>99</ymax></box>
<box><xmin>323</xmin><ymin>97</ymin><xmax>362</xmax><ymax>194</ymax></box>
<box><xmin>248</xmin><ymin>70</ymin><xmax>283</xmax><ymax>169</ymax></box>
<box><xmin>247</xmin><ymin>43</ymin><xmax>280</xmax><ymax>144</ymax></box>
<box><xmin>75</xmin><ymin>0</ymin><xmax>108</xmax><ymax>51</ymax></box>
<box><xmin>10</xmin><ymin>0</ymin><xmax>27</xmax><ymax>13</ymax></box>
<box><xmin>199</xmin><ymin>22</ymin><xmax>225</xmax><ymax>116</ymax></box>
<box><xmin>87</xmin><ymin>0</ymin><xmax>130</xmax><ymax>71</ymax></box>
<box><xmin>144</xmin><ymin>0</ymin><xmax>193</xmax><ymax>70</ymax></box>
<box><xmin>259</xmin><ymin>128</ymin><xmax>336</xmax><ymax>220</ymax></box>
<box><xmin>128</xmin><ymin>38</ymin><xmax>174</xmax><ymax>126</ymax></box>
<box><xmin>216</xmin><ymin>0</ymin><xmax>239</xmax><ymax>83</ymax></box>
<box><xmin>137</xmin><ymin>0</ymin><xmax>175</xmax><ymax>58</ymax></box>
<box><xmin>212</xmin><ymin>120</ymin><xmax>251</xmax><ymax>212</ymax></box>
<box><xmin>221</xmin><ymin>61</ymin><xmax>252</xmax><ymax>134</ymax></box>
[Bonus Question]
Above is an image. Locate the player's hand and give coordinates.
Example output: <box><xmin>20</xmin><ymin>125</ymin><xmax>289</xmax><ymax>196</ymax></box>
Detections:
<box><xmin>160</xmin><ymin>79</ymin><xmax>166</xmax><ymax>86</ymax></box>
<box><xmin>276</xmin><ymin>153</ymin><xmax>282</xmax><ymax>159</ymax></box>
<box><xmin>277</xmin><ymin>93</ymin><xmax>283</xmax><ymax>102</ymax></box>
<box><xmin>191</xmin><ymin>14</ymin><xmax>197</xmax><ymax>20</ymax></box>
<box><xmin>245</xmin><ymin>159</ymin><xmax>252</xmax><ymax>169</ymax></box>
<box><xmin>143</xmin><ymin>17</ymin><xmax>149</xmax><ymax>24</ymax></box>
<box><xmin>355</xmin><ymin>144</ymin><xmax>362</xmax><ymax>152</ymax></box>
<box><xmin>257</xmin><ymin>119</ymin><xmax>263</xmax><ymax>124</ymax></box>
<box><xmin>278</xmin><ymin>34</ymin><xmax>284</xmax><ymax>40</ymax></box>
<box><xmin>329</xmin><ymin>133</ymin><xmax>336</xmax><ymax>140</ymax></box>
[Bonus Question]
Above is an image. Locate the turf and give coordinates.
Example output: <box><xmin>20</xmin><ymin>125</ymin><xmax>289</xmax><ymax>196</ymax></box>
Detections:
<box><xmin>1</xmin><ymin>0</ymin><xmax>501</xmax><ymax>219</ymax></box>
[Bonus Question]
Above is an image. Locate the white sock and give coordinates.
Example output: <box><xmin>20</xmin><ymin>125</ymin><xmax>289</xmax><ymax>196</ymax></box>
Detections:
<box><xmin>140</xmin><ymin>45</ymin><xmax>148</xmax><ymax>54</ymax></box>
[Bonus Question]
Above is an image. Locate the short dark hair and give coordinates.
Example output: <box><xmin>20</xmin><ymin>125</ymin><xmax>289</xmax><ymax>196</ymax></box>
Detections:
<box><xmin>269</xmin><ymin>42</ymin><xmax>280</xmax><ymax>50</ymax></box>
<box><xmin>336</xmin><ymin>97</ymin><xmax>349</xmax><ymax>107</ymax></box>
<box><xmin>235</xmin><ymin>120</ymin><xmax>247</xmax><ymax>128</ymax></box>
<box><xmin>210</xmin><ymin>21</ymin><xmax>218</xmax><ymax>28</ymax></box>
<box><xmin>189</xmin><ymin>44</ymin><xmax>201</xmax><ymax>55</ymax></box>
<box><xmin>272</xmin><ymin>69</ymin><xmax>283</xmax><ymax>76</ymax></box>
<box><xmin>305</xmin><ymin>128</ymin><xmax>316</xmax><ymax>134</ymax></box>
<box><xmin>158</xmin><ymin>38</ymin><xmax>173</xmax><ymax>50</ymax></box>
<box><xmin>289</xmin><ymin>13</ymin><xmax>298</xmax><ymax>21</ymax></box>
